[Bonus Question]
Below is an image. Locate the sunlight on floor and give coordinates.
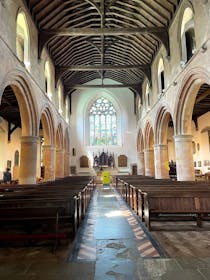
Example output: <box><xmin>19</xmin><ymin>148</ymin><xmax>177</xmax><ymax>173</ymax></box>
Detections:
<box><xmin>105</xmin><ymin>210</ymin><xmax>124</xmax><ymax>218</ymax></box>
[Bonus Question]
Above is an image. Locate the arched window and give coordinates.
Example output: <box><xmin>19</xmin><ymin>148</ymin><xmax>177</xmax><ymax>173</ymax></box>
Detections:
<box><xmin>145</xmin><ymin>83</ymin><xmax>150</xmax><ymax>110</ymax></box>
<box><xmin>158</xmin><ymin>58</ymin><xmax>165</xmax><ymax>94</ymax></box>
<box><xmin>181</xmin><ymin>8</ymin><xmax>196</xmax><ymax>63</ymax></box>
<box><xmin>65</xmin><ymin>97</ymin><xmax>70</xmax><ymax>124</ymax></box>
<box><xmin>58</xmin><ymin>84</ymin><xmax>63</xmax><ymax>115</ymax></box>
<box><xmin>14</xmin><ymin>150</ymin><xmax>19</xmax><ymax>166</ymax></box>
<box><xmin>16</xmin><ymin>11</ymin><xmax>30</xmax><ymax>69</ymax></box>
<box><xmin>137</xmin><ymin>96</ymin><xmax>142</xmax><ymax>120</ymax></box>
<box><xmin>44</xmin><ymin>61</ymin><xmax>52</xmax><ymax>100</ymax></box>
<box><xmin>89</xmin><ymin>97</ymin><xmax>117</xmax><ymax>146</ymax></box>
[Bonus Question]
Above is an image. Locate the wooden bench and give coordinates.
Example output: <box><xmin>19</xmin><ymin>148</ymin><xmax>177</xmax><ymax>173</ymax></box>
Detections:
<box><xmin>0</xmin><ymin>179</ymin><xmax>95</xmax><ymax>248</ymax></box>
<box><xmin>143</xmin><ymin>192</ymin><xmax>210</xmax><ymax>230</ymax></box>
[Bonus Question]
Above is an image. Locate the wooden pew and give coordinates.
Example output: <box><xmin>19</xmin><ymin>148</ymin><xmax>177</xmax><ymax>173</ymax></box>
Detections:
<box><xmin>0</xmin><ymin>177</ymin><xmax>95</xmax><ymax>247</ymax></box>
<box><xmin>143</xmin><ymin>191</ymin><xmax>210</xmax><ymax>230</ymax></box>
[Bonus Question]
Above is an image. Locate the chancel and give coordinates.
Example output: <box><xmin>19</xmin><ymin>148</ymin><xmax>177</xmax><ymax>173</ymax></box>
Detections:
<box><xmin>2</xmin><ymin>0</ymin><xmax>210</xmax><ymax>279</ymax></box>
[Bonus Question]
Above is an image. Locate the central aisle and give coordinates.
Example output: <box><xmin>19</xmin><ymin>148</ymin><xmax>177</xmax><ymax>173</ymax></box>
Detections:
<box><xmin>70</xmin><ymin>184</ymin><xmax>166</xmax><ymax>279</ymax></box>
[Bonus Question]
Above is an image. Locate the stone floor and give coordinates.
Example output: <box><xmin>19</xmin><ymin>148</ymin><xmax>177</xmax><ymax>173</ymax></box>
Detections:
<box><xmin>1</xmin><ymin>184</ymin><xmax>210</xmax><ymax>279</ymax></box>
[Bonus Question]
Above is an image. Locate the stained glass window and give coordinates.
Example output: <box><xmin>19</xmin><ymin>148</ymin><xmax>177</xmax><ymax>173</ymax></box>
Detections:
<box><xmin>89</xmin><ymin>97</ymin><xmax>117</xmax><ymax>145</ymax></box>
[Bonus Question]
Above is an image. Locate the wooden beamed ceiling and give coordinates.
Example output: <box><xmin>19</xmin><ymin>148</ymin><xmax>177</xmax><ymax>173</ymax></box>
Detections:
<box><xmin>25</xmin><ymin>0</ymin><xmax>181</xmax><ymax>95</ymax></box>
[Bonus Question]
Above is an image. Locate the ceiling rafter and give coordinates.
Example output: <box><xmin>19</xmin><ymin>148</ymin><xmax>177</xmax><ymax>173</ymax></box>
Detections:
<box><xmin>38</xmin><ymin>26</ymin><xmax>169</xmax><ymax>58</ymax></box>
<box><xmin>24</xmin><ymin>0</ymin><xmax>180</xmax><ymax>96</ymax></box>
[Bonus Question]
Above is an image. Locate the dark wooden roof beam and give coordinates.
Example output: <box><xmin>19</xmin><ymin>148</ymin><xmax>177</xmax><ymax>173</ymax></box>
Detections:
<box><xmin>38</xmin><ymin>26</ymin><xmax>168</xmax><ymax>58</ymax></box>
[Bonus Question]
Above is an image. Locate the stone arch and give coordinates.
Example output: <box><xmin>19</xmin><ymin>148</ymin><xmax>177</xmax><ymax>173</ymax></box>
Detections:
<box><xmin>154</xmin><ymin>106</ymin><xmax>175</xmax><ymax>179</ymax></box>
<box><xmin>64</xmin><ymin>128</ymin><xmax>70</xmax><ymax>153</ymax></box>
<box><xmin>0</xmin><ymin>71</ymin><xmax>39</xmax><ymax>184</ymax></box>
<box><xmin>143</xmin><ymin>122</ymin><xmax>155</xmax><ymax>177</ymax></box>
<box><xmin>55</xmin><ymin>123</ymin><xmax>64</xmax><ymax>178</ymax></box>
<box><xmin>39</xmin><ymin>106</ymin><xmax>56</xmax><ymax>181</ymax></box>
<box><xmin>0</xmin><ymin>70</ymin><xmax>38</xmax><ymax>136</ymax></box>
<box><xmin>144</xmin><ymin>122</ymin><xmax>154</xmax><ymax>149</ymax></box>
<box><xmin>40</xmin><ymin>105</ymin><xmax>56</xmax><ymax>146</ymax></box>
<box><xmin>56</xmin><ymin>123</ymin><xmax>64</xmax><ymax>149</ymax></box>
<box><xmin>175</xmin><ymin>68</ymin><xmax>210</xmax><ymax>135</ymax></box>
<box><xmin>154</xmin><ymin>106</ymin><xmax>174</xmax><ymax>145</ymax></box>
<box><xmin>137</xmin><ymin>128</ymin><xmax>145</xmax><ymax>175</ymax></box>
<box><xmin>137</xmin><ymin>128</ymin><xmax>144</xmax><ymax>152</ymax></box>
<box><xmin>64</xmin><ymin>128</ymin><xmax>70</xmax><ymax>176</ymax></box>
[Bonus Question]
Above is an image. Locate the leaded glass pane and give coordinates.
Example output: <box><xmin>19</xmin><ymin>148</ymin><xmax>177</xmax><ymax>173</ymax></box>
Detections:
<box><xmin>89</xmin><ymin>97</ymin><xmax>117</xmax><ymax>145</ymax></box>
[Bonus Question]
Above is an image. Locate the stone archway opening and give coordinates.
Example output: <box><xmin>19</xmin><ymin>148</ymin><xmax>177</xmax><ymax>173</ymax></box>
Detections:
<box><xmin>39</xmin><ymin>108</ymin><xmax>55</xmax><ymax>182</ymax></box>
<box><xmin>144</xmin><ymin>123</ymin><xmax>155</xmax><ymax>177</ymax></box>
<box><xmin>55</xmin><ymin>124</ymin><xmax>64</xmax><ymax>178</ymax></box>
<box><xmin>0</xmin><ymin>85</ymin><xmax>22</xmax><ymax>181</ymax></box>
<box><xmin>191</xmin><ymin>83</ymin><xmax>210</xmax><ymax>176</ymax></box>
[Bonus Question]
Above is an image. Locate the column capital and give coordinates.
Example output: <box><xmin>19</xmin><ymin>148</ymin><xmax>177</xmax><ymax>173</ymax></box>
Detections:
<box><xmin>154</xmin><ymin>144</ymin><xmax>168</xmax><ymax>150</ymax></box>
<box><xmin>144</xmin><ymin>148</ymin><xmax>153</xmax><ymax>152</ymax></box>
<box><xmin>43</xmin><ymin>145</ymin><xmax>56</xmax><ymax>151</ymax></box>
<box><xmin>174</xmin><ymin>134</ymin><xmax>193</xmax><ymax>142</ymax></box>
<box><xmin>21</xmin><ymin>136</ymin><xmax>39</xmax><ymax>144</ymax></box>
<box><xmin>56</xmin><ymin>149</ymin><xmax>65</xmax><ymax>154</ymax></box>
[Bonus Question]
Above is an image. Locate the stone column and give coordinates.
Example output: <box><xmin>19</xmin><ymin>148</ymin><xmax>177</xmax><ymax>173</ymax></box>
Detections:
<box><xmin>137</xmin><ymin>151</ymin><xmax>145</xmax><ymax>175</ymax></box>
<box><xmin>144</xmin><ymin>149</ymin><xmax>155</xmax><ymax>177</ymax></box>
<box><xmin>64</xmin><ymin>151</ymin><xmax>70</xmax><ymax>177</ymax></box>
<box><xmin>19</xmin><ymin>136</ymin><xmax>39</xmax><ymax>184</ymax></box>
<box><xmin>55</xmin><ymin>149</ymin><xmax>65</xmax><ymax>178</ymax></box>
<box><xmin>154</xmin><ymin>144</ymin><xmax>169</xmax><ymax>179</ymax></box>
<box><xmin>43</xmin><ymin>145</ymin><xmax>56</xmax><ymax>181</ymax></box>
<box><xmin>174</xmin><ymin>135</ymin><xmax>195</xmax><ymax>181</ymax></box>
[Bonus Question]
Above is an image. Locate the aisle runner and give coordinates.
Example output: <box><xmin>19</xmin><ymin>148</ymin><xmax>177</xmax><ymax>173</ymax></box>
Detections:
<box><xmin>70</xmin><ymin>185</ymin><xmax>164</xmax><ymax>261</ymax></box>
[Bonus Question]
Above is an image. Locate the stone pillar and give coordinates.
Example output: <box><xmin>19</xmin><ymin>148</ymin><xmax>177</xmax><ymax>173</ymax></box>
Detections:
<box><xmin>55</xmin><ymin>149</ymin><xmax>65</xmax><ymax>178</ymax></box>
<box><xmin>64</xmin><ymin>151</ymin><xmax>70</xmax><ymax>177</ymax></box>
<box><xmin>144</xmin><ymin>149</ymin><xmax>155</xmax><ymax>177</ymax></box>
<box><xmin>137</xmin><ymin>151</ymin><xmax>145</xmax><ymax>175</ymax></box>
<box><xmin>19</xmin><ymin>136</ymin><xmax>39</xmax><ymax>184</ymax></box>
<box><xmin>174</xmin><ymin>135</ymin><xmax>195</xmax><ymax>181</ymax></box>
<box><xmin>43</xmin><ymin>145</ymin><xmax>56</xmax><ymax>181</ymax></box>
<box><xmin>154</xmin><ymin>144</ymin><xmax>169</xmax><ymax>179</ymax></box>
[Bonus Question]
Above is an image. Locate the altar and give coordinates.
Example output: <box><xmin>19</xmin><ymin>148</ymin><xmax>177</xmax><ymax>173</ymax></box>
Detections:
<box><xmin>93</xmin><ymin>150</ymin><xmax>115</xmax><ymax>168</ymax></box>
